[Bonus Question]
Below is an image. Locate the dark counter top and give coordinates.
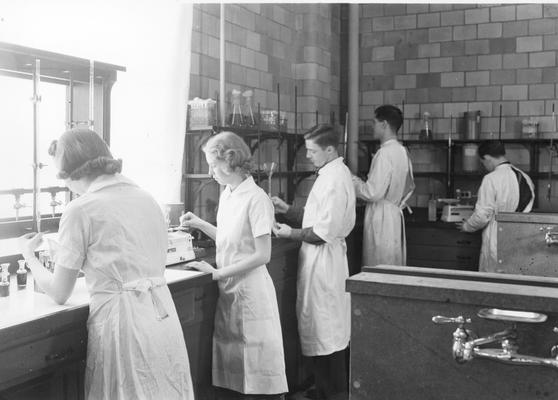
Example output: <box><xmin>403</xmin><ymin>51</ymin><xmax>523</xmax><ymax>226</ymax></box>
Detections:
<box><xmin>347</xmin><ymin>265</ymin><xmax>558</xmax><ymax>312</ymax></box>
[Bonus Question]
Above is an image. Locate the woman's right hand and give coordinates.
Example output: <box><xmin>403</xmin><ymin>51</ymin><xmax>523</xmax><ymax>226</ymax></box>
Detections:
<box><xmin>17</xmin><ymin>232</ymin><xmax>44</xmax><ymax>259</ymax></box>
<box><xmin>180</xmin><ymin>212</ymin><xmax>205</xmax><ymax>230</ymax></box>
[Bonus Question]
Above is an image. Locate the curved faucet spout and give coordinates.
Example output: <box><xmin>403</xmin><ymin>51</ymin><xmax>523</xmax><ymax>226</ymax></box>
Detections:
<box><xmin>474</xmin><ymin>348</ymin><xmax>558</xmax><ymax>369</ymax></box>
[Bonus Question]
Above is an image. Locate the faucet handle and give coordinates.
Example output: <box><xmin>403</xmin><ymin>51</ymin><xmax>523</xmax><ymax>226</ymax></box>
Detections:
<box><xmin>551</xmin><ymin>328</ymin><xmax>558</xmax><ymax>358</ymax></box>
<box><xmin>432</xmin><ymin>315</ymin><xmax>472</xmax><ymax>325</ymax></box>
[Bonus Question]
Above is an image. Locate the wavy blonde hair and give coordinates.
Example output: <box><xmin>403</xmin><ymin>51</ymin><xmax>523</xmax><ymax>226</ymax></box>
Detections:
<box><xmin>48</xmin><ymin>128</ymin><xmax>122</xmax><ymax>180</ymax></box>
<box><xmin>203</xmin><ymin>131</ymin><xmax>253</xmax><ymax>175</ymax></box>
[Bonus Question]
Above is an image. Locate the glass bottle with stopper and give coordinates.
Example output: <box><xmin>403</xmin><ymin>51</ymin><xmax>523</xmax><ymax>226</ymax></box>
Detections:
<box><xmin>0</xmin><ymin>263</ymin><xmax>10</xmax><ymax>297</ymax></box>
<box><xmin>17</xmin><ymin>259</ymin><xmax>27</xmax><ymax>289</ymax></box>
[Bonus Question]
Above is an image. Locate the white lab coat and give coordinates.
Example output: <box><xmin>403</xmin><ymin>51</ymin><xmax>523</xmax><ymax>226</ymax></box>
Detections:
<box><xmin>54</xmin><ymin>174</ymin><xmax>193</xmax><ymax>400</ymax></box>
<box><xmin>213</xmin><ymin>176</ymin><xmax>288</xmax><ymax>394</ymax></box>
<box><xmin>462</xmin><ymin>163</ymin><xmax>534</xmax><ymax>272</ymax></box>
<box><xmin>298</xmin><ymin>157</ymin><xmax>356</xmax><ymax>356</ymax></box>
<box><xmin>353</xmin><ymin>139</ymin><xmax>415</xmax><ymax>267</ymax></box>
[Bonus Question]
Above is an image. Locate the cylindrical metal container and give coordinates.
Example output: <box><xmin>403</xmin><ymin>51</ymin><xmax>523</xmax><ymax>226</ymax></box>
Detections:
<box><xmin>462</xmin><ymin>143</ymin><xmax>480</xmax><ymax>172</ymax></box>
<box><xmin>464</xmin><ymin>111</ymin><xmax>481</xmax><ymax>140</ymax></box>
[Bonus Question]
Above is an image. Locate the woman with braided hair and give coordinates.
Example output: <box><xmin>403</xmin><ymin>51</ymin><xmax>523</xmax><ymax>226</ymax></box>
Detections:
<box><xmin>181</xmin><ymin>131</ymin><xmax>288</xmax><ymax>399</ymax></box>
<box><xmin>17</xmin><ymin>128</ymin><xmax>194</xmax><ymax>399</ymax></box>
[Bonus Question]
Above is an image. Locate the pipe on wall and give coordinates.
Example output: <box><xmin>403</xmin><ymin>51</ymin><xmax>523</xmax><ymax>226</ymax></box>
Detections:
<box><xmin>219</xmin><ymin>3</ymin><xmax>226</xmax><ymax>126</ymax></box>
<box><xmin>347</xmin><ymin>4</ymin><xmax>359</xmax><ymax>173</ymax></box>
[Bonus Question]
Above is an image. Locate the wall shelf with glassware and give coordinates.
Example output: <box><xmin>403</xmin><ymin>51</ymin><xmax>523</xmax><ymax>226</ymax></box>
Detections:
<box><xmin>358</xmin><ymin>135</ymin><xmax>557</xmax><ymax>209</ymax></box>
<box><xmin>185</xmin><ymin>84</ymin><xmax>332</xmax><ymax>211</ymax></box>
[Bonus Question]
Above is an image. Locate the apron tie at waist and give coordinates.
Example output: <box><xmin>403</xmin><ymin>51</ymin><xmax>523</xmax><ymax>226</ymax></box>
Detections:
<box><xmin>122</xmin><ymin>277</ymin><xmax>169</xmax><ymax>320</ymax></box>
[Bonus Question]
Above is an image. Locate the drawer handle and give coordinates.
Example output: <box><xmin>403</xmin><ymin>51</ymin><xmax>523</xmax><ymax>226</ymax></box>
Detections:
<box><xmin>456</xmin><ymin>240</ymin><xmax>471</xmax><ymax>245</ymax></box>
<box><xmin>456</xmin><ymin>256</ymin><xmax>472</xmax><ymax>260</ymax></box>
<box><xmin>45</xmin><ymin>347</ymin><xmax>74</xmax><ymax>362</ymax></box>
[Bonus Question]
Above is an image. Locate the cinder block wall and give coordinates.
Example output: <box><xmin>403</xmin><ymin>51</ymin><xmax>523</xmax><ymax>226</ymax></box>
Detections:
<box><xmin>360</xmin><ymin>3</ymin><xmax>558</xmax><ymax>138</ymax></box>
<box><xmin>359</xmin><ymin>3</ymin><xmax>558</xmax><ymax>210</ymax></box>
<box><xmin>190</xmin><ymin>4</ymin><xmax>341</xmax><ymax>131</ymax></box>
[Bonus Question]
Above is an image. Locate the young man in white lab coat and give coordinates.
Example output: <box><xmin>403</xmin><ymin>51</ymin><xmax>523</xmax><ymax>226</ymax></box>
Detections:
<box><xmin>457</xmin><ymin>140</ymin><xmax>534</xmax><ymax>271</ymax></box>
<box><xmin>353</xmin><ymin>105</ymin><xmax>415</xmax><ymax>267</ymax></box>
<box><xmin>272</xmin><ymin>124</ymin><xmax>356</xmax><ymax>400</ymax></box>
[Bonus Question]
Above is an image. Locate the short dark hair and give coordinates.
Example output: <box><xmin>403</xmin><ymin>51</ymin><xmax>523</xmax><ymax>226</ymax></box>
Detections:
<box><xmin>478</xmin><ymin>140</ymin><xmax>506</xmax><ymax>158</ymax></box>
<box><xmin>374</xmin><ymin>105</ymin><xmax>403</xmax><ymax>133</ymax></box>
<box><xmin>304</xmin><ymin>124</ymin><xmax>339</xmax><ymax>149</ymax></box>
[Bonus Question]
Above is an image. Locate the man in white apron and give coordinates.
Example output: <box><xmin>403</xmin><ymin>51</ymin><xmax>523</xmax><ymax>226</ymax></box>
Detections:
<box><xmin>457</xmin><ymin>140</ymin><xmax>534</xmax><ymax>271</ymax></box>
<box><xmin>273</xmin><ymin>124</ymin><xmax>356</xmax><ymax>400</ymax></box>
<box><xmin>353</xmin><ymin>105</ymin><xmax>415</xmax><ymax>267</ymax></box>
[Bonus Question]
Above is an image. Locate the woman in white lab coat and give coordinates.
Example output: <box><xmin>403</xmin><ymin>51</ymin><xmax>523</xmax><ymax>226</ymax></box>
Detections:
<box><xmin>181</xmin><ymin>131</ymin><xmax>288</xmax><ymax>399</ymax></box>
<box><xmin>17</xmin><ymin>128</ymin><xmax>193</xmax><ymax>400</ymax></box>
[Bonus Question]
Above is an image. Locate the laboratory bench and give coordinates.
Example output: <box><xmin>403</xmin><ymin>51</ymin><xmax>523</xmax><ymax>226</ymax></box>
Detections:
<box><xmin>347</xmin><ymin>265</ymin><xmax>558</xmax><ymax>399</ymax></box>
<box><xmin>0</xmin><ymin>238</ymin><xmax>305</xmax><ymax>400</ymax></box>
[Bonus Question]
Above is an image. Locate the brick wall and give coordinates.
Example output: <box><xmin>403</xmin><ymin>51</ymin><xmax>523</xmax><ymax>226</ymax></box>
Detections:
<box><xmin>359</xmin><ymin>3</ymin><xmax>558</xmax><ymax>209</ymax></box>
<box><xmin>190</xmin><ymin>3</ymin><xmax>341</xmax><ymax>131</ymax></box>
<box><xmin>189</xmin><ymin>4</ymin><xmax>342</xmax><ymax>210</ymax></box>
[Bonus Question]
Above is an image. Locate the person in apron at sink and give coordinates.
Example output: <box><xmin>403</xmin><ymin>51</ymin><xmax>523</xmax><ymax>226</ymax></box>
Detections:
<box><xmin>17</xmin><ymin>128</ymin><xmax>193</xmax><ymax>400</ymax></box>
<box><xmin>272</xmin><ymin>124</ymin><xmax>356</xmax><ymax>400</ymax></box>
<box><xmin>181</xmin><ymin>131</ymin><xmax>288</xmax><ymax>399</ymax></box>
<box><xmin>457</xmin><ymin>140</ymin><xmax>535</xmax><ymax>271</ymax></box>
<box><xmin>352</xmin><ymin>105</ymin><xmax>415</xmax><ymax>267</ymax></box>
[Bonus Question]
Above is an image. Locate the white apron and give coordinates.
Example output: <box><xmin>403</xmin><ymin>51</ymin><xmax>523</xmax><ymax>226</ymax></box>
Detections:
<box><xmin>298</xmin><ymin>158</ymin><xmax>356</xmax><ymax>356</ymax></box>
<box><xmin>86</xmin><ymin>277</ymin><xmax>193</xmax><ymax>400</ymax></box>
<box><xmin>354</xmin><ymin>140</ymin><xmax>415</xmax><ymax>267</ymax></box>
<box><xmin>53</xmin><ymin>174</ymin><xmax>194</xmax><ymax>400</ymax></box>
<box><xmin>213</xmin><ymin>177</ymin><xmax>288</xmax><ymax>394</ymax></box>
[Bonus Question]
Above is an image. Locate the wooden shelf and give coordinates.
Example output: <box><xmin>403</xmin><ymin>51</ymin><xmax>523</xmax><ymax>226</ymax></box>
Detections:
<box><xmin>212</xmin><ymin>125</ymin><xmax>304</xmax><ymax>138</ymax></box>
<box><xmin>359</xmin><ymin>136</ymin><xmax>557</xmax><ymax>146</ymax></box>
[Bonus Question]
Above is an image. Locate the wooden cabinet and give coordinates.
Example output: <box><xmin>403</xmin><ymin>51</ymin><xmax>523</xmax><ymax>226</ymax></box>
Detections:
<box><xmin>0</xmin><ymin>245</ymin><xmax>305</xmax><ymax>400</ymax></box>
<box><xmin>0</xmin><ymin>273</ymin><xmax>211</xmax><ymax>400</ymax></box>
<box><xmin>496</xmin><ymin>212</ymin><xmax>558</xmax><ymax>276</ymax></box>
<box><xmin>406</xmin><ymin>221</ymin><xmax>481</xmax><ymax>270</ymax></box>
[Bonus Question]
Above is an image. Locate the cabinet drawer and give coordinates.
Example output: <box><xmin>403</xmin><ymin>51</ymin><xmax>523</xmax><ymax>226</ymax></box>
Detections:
<box><xmin>406</xmin><ymin>227</ymin><xmax>481</xmax><ymax>248</ymax></box>
<box><xmin>407</xmin><ymin>244</ymin><xmax>479</xmax><ymax>270</ymax></box>
<box><xmin>0</xmin><ymin>327</ymin><xmax>87</xmax><ymax>390</ymax></box>
<box><xmin>173</xmin><ymin>288</ymin><xmax>196</xmax><ymax>325</ymax></box>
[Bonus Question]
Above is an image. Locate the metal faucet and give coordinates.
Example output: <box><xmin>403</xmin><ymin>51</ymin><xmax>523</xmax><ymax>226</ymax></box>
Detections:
<box><xmin>432</xmin><ymin>311</ymin><xmax>558</xmax><ymax>370</ymax></box>
<box><xmin>540</xmin><ymin>226</ymin><xmax>558</xmax><ymax>246</ymax></box>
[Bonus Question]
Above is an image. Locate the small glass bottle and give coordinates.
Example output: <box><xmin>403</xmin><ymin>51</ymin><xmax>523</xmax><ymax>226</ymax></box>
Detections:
<box><xmin>0</xmin><ymin>263</ymin><xmax>9</xmax><ymax>284</ymax></box>
<box><xmin>0</xmin><ymin>263</ymin><xmax>10</xmax><ymax>297</ymax></box>
<box><xmin>17</xmin><ymin>259</ymin><xmax>27</xmax><ymax>289</ymax></box>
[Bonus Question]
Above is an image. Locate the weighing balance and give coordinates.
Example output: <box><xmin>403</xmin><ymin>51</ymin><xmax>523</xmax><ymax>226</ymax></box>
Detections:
<box><xmin>166</xmin><ymin>231</ymin><xmax>196</xmax><ymax>266</ymax></box>
<box><xmin>439</xmin><ymin>199</ymin><xmax>474</xmax><ymax>223</ymax></box>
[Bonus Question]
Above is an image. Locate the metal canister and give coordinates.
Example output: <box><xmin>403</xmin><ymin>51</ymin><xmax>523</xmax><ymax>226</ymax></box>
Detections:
<box><xmin>464</xmin><ymin>111</ymin><xmax>481</xmax><ymax>140</ymax></box>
